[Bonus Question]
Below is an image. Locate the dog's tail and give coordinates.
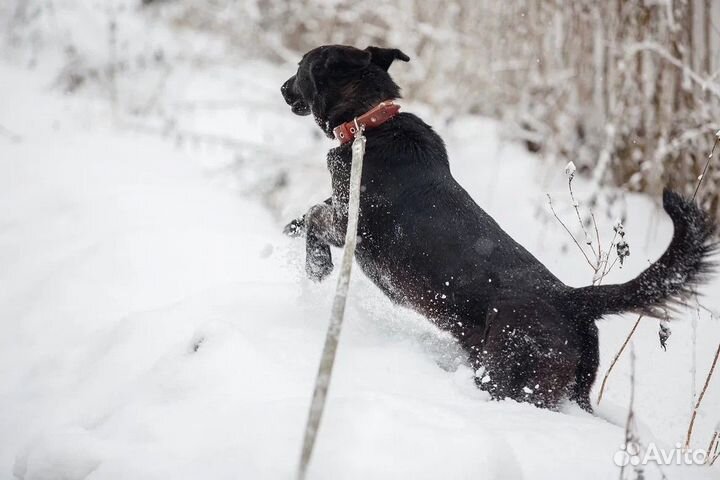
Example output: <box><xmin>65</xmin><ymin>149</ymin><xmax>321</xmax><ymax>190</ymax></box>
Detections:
<box><xmin>562</xmin><ymin>190</ymin><xmax>717</xmax><ymax>319</ymax></box>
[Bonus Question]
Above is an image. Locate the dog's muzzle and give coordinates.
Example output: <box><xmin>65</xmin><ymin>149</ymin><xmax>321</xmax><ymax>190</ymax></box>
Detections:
<box><xmin>281</xmin><ymin>76</ymin><xmax>311</xmax><ymax>116</ymax></box>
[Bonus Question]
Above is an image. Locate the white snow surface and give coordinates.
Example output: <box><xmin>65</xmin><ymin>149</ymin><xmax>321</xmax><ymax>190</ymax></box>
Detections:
<box><xmin>1</xmin><ymin>7</ymin><xmax>720</xmax><ymax>479</ymax></box>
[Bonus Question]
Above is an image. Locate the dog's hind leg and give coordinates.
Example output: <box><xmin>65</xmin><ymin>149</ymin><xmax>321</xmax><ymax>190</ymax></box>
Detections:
<box><xmin>476</xmin><ymin>301</ymin><xmax>578</xmax><ymax>410</ymax></box>
<box><xmin>569</xmin><ymin>323</ymin><xmax>599</xmax><ymax>413</ymax></box>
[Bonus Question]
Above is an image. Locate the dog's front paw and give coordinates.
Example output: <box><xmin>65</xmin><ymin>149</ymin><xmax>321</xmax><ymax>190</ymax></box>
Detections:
<box><xmin>283</xmin><ymin>217</ymin><xmax>305</xmax><ymax>238</ymax></box>
<box><xmin>306</xmin><ymin>244</ymin><xmax>333</xmax><ymax>281</ymax></box>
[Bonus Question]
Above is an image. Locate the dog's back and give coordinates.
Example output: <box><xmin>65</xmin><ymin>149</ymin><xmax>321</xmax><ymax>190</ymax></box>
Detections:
<box><xmin>344</xmin><ymin>113</ymin><xmax>569</xmax><ymax>324</ymax></box>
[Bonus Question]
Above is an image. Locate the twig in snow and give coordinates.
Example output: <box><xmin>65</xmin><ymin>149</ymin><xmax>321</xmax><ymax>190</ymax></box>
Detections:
<box><xmin>596</xmin><ymin>228</ymin><xmax>620</xmax><ymax>286</ymax></box>
<box><xmin>548</xmin><ymin>165</ymin><xmax>625</xmax><ymax>287</ymax></box>
<box><xmin>691</xmin><ymin>297</ymin><xmax>700</xmax><ymax>409</ymax></box>
<box><xmin>602</xmin><ymin>256</ymin><xmax>620</xmax><ymax>281</ymax></box>
<box><xmin>685</xmin><ymin>342</ymin><xmax>720</xmax><ymax>448</ymax></box>
<box><xmin>710</xmin><ymin>435</ymin><xmax>720</xmax><ymax>465</ymax></box>
<box><xmin>566</xmin><ymin>162</ymin><xmax>593</xmax><ymax>249</ymax></box>
<box><xmin>591</xmin><ymin>212</ymin><xmax>602</xmax><ymax>260</ymax></box>
<box><xmin>598</xmin><ymin>315</ymin><xmax>643</xmax><ymax>405</ymax></box>
<box><xmin>617</xmin><ymin>346</ymin><xmax>669</xmax><ymax>480</ymax></box>
<box><xmin>546</xmin><ymin>193</ymin><xmax>596</xmax><ymax>270</ymax></box>
<box><xmin>692</xmin><ymin>134</ymin><xmax>720</xmax><ymax>201</ymax></box>
<box><xmin>619</xmin><ymin>344</ymin><xmax>642</xmax><ymax>480</ymax></box>
<box><xmin>696</xmin><ymin>301</ymin><xmax>720</xmax><ymax>318</ymax></box>
<box><xmin>704</xmin><ymin>430</ymin><xmax>719</xmax><ymax>465</ymax></box>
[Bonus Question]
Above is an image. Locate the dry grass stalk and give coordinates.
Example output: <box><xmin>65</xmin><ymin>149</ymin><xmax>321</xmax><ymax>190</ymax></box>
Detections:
<box><xmin>685</xmin><ymin>342</ymin><xmax>720</xmax><ymax>449</ymax></box>
<box><xmin>597</xmin><ymin>315</ymin><xmax>643</xmax><ymax>405</ymax></box>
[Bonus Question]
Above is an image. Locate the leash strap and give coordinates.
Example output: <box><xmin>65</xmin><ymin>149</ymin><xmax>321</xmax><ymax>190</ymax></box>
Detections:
<box><xmin>297</xmin><ymin>126</ymin><xmax>366</xmax><ymax>480</ymax></box>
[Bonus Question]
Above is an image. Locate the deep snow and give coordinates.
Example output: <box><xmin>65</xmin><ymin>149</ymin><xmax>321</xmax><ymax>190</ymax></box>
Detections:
<box><xmin>1</xmin><ymin>7</ymin><xmax>720</xmax><ymax>479</ymax></box>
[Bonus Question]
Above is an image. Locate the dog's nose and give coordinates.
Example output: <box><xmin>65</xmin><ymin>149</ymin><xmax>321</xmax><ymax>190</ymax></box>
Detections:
<box><xmin>281</xmin><ymin>76</ymin><xmax>295</xmax><ymax>101</ymax></box>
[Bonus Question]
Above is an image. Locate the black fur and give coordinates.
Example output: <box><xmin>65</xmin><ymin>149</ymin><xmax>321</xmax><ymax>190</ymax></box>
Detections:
<box><xmin>281</xmin><ymin>45</ymin><xmax>718</xmax><ymax>411</ymax></box>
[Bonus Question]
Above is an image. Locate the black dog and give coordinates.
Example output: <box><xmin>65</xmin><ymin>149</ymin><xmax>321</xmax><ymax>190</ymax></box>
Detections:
<box><xmin>281</xmin><ymin>45</ymin><xmax>717</xmax><ymax>411</ymax></box>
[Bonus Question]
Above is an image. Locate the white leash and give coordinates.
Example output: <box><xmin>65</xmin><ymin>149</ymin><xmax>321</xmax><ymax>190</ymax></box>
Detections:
<box><xmin>297</xmin><ymin>122</ymin><xmax>366</xmax><ymax>480</ymax></box>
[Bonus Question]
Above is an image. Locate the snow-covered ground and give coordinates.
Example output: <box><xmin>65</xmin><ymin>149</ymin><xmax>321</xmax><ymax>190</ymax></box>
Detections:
<box><xmin>1</xmin><ymin>4</ymin><xmax>720</xmax><ymax>479</ymax></box>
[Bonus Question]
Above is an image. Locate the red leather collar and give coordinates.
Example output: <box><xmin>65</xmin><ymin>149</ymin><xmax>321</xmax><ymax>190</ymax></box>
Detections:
<box><xmin>333</xmin><ymin>100</ymin><xmax>401</xmax><ymax>144</ymax></box>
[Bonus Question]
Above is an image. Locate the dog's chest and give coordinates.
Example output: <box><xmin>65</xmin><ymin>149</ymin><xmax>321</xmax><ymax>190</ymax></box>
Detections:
<box><xmin>326</xmin><ymin>149</ymin><xmax>351</xmax><ymax>200</ymax></box>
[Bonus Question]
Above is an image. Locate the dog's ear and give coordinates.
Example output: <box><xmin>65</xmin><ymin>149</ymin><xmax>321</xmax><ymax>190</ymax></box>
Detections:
<box><xmin>365</xmin><ymin>47</ymin><xmax>410</xmax><ymax>71</ymax></box>
<box><xmin>323</xmin><ymin>47</ymin><xmax>372</xmax><ymax>70</ymax></box>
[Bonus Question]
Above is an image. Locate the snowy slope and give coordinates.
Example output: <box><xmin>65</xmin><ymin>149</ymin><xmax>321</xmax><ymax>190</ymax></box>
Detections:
<box><xmin>1</xmin><ymin>8</ymin><xmax>720</xmax><ymax>479</ymax></box>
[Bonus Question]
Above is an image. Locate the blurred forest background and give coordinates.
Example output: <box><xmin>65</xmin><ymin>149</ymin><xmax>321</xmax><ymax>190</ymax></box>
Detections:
<box><xmin>4</xmin><ymin>0</ymin><xmax>720</xmax><ymax>220</ymax></box>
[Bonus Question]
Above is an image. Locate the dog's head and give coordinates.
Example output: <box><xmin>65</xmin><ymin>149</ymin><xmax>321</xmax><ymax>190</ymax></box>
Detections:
<box><xmin>281</xmin><ymin>45</ymin><xmax>409</xmax><ymax>138</ymax></box>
